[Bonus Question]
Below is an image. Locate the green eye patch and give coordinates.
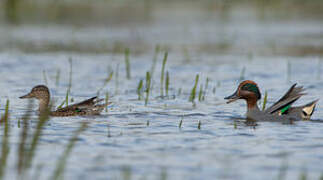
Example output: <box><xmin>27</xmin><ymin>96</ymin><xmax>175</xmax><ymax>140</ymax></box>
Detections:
<box><xmin>241</xmin><ymin>83</ymin><xmax>261</xmax><ymax>99</ymax></box>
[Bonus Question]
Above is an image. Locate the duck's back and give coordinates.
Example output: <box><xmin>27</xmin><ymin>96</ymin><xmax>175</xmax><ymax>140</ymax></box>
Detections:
<box><xmin>51</xmin><ymin>96</ymin><xmax>106</xmax><ymax>117</ymax></box>
<box><xmin>247</xmin><ymin>108</ymin><xmax>300</xmax><ymax>123</ymax></box>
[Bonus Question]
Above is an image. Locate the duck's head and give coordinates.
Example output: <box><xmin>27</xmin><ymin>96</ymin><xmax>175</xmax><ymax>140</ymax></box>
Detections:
<box><xmin>20</xmin><ymin>85</ymin><xmax>50</xmax><ymax>100</ymax></box>
<box><xmin>224</xmin><ymin>80</ymin><xmax>261</xmax><ymax>104</ymax></box>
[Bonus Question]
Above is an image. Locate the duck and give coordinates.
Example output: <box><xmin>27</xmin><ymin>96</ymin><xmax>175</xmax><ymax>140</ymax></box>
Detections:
<box><xmin>20</xmin><ymin>85</ymin><xmax>109</xmax><ymax>116</ymax></box>
<box><xmin>224</xmin><ymin>80</ymin><xmax>318</xmax><ymax>122</ymax></box>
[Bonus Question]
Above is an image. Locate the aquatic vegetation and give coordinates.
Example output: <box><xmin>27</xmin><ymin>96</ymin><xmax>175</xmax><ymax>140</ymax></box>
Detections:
<box><xmin>137</xmin><ymin>79</ymin><xmax>143</xmax><ymax>100</ymax></box>
<box><xmin>24</xmin><ymin>105</ymin><xmax>51</xmax><ymax>170</ymax></box>
<box><xmin>212</xmin><ymin>86</ymin><xmax>216</xmax><ymax>95</ymax></box>
<box><xmin>0</xmin><ymin>100</ymin><xmax>10</xmax><ymax>180</ymax></box>
<box><xmin>197</xmin><ymin>120</ymin><xmax>201</xmax><ymax>130</ymax></box>
<box><xmin>57</xmin><ymin>58</ymin><xmax>74</xmax><ymax>108</ymax></box>
<box><xmin>239</xmin><ymin>66</ymin><xmax>246</xmax><ymax>81</ymax></box>
<box><xmin>17</xmin><ymin>100</ymin><xmax>32</xmax><ymax>175</ymax></box>
<box><xmin>299</xmin><ymin>170</ymin><xmax>307</xmax><ymax>180</ymax></box>
<box><xmin>202</xmin><ymin>77</ymin><xmax>210</xmax><ymax>101</ymax></box>
<box><xmin>182</xmin><ymin>46</ymin><xmax>190</xmax><ymax>62</ymax></box>
<box><xmin>107</xmin><ymin>123</ymin><xmax>111</xmax><ymax>138</ymax></box>
<box><xmin>198</xmin><ymin>77</ymin><xmax>210</xmax><ymax>102</ymax></box>
<box><xmin>160</xmin><ymin>52</ymin><xmax>168</xmax><ymax>97</ymax></box>
<box><xmin>160</xmin><ymin>167</ymin><xmax>168</xmax><ymax>180</ymax></box>
<box><xmin>115</xmin><ymin>63</ymin><xmax>120</xmax><ymax>94</ymax></box>
<box><xmin>0</xmin><ymin>100</ymin><xmax>89</xmax><ymax>179</ymax></box>
<box><xmin>179</xmin><ymin>116</ymin><xmax>183</xmax><ymax>129</ymax></box>
<box><xmin>165</xmin><ymin>71</ymin><xmax>170</xmax><ymax>97</ymax></box>
<box><xmin>145</xmin><ymin>71</ymin><xmax>151</xmax><ymax>106</ymax></box>
<box><xmin>262</xmin><ymin>91</ymin><xmax>268</xmax><ymax>111</ymax></box>
<box><xmin>105</xmin><ymin>92</ymin><xmax>109</xmax><ymax>112</ymax></box>
<box><xmin>277</xmin><ymin>160</ymin><xmax>288</xmax><ymax>180</ymax></box>
<box><xmin>177</xmin><ymin>88</ymin><xmax>182</xmax><ymax>96</ymax></box>
<box><xmin>125</xmin><ymin>48</ymin><xmax>131</xmax><ymax>80</ymax></box>
<box><xmin>42</xmin><ymin>70</ymin><xmax>48</xmax><ymax>85</ymax></box>
<box><xmin>51</xmin><ymin>122</ymin><xmax>88</xmax><ymax>180</ymax></box>
<box><xmin>198</xmin><ymin>84</ymin><xmax>203</xmax><ymax>102</ymax></box>
<box><xmin>68</xmin><ymin>58</ymin><xmax>73</xmax><ymax>92</ymax></box>
<box><xmin>121</xmin><ymin>166</ymin><xmax>132</xmax><ymax>180</ymax></box>
<box><xmin>97</xmin><ymin>70</ymin><xmax>114</xmax><ymax>95</ymax></box>
<box><xmin>14</xmin><ymin>102</ymin><xmax>51</xmax><ymax>179</ymax></box>
<box><xmin>4</xmin><ymin>0</ymin><xmax>19</xmax><ymax>24</ymax></box>
<box><xmin>65</xmin><ymin>89</ymin><xmax>69</xmax><ymax>107</ymax></box>
<box><xmin>189</xmin><ymin>74</ymin><xmax>199</xmax><ymax>104</ymax></box>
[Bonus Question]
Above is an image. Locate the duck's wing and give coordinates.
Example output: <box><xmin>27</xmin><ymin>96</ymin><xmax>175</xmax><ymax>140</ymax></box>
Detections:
<box><xmin>265</xmin><ymin>83</ymin><xmax>306</xmax><ymax>114</ymax></box>
<box><xmin>55</xmin><ymin>96</ymin><xmax>110</xmax><ymax>115</ymax></box>
<box><xmin>284</xmin><ymin>99</ymin><xmax>319</xmax><ymax>120</ymax></box>
<box><xmin>56</xmin><ymin>96</ymin><xmax>101</xmax><ymax>111</ymax></box>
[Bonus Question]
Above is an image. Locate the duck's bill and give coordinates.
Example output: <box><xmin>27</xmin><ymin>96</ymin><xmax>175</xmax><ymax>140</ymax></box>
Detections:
<box><xmin>224</xmin><ymin>91</ymin><xmax>240</xmax><ymax>104</ymax></box>
<box><xmin>19</xmin><ymin>93</ymin><xmax>33</xmax><ymax>99</ymax></box>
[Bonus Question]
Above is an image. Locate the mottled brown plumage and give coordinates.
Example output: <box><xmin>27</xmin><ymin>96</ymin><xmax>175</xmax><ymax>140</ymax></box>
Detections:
<box><xmin>20</xmin><ymin>85</ymin><xmax>109</xmax><ymax>116</ymax></box>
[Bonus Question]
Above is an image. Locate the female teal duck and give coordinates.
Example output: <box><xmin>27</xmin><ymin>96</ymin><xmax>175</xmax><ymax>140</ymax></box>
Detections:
<box><xmin>225</xmin><ymin>80</ymin><xmax>318</xmax><ymax>122</ymax></box>
<box><xmin>20</xmin><ymin>85</ymin><xmax>109</xmax><ymax>116</ymax></box>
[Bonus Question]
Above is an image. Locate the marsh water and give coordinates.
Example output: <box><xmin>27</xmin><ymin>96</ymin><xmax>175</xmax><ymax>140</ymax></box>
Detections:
<box><xmin>0</xmin><ymin>2</ymin><xmax>323</xmax><ymax>180</ymax></box>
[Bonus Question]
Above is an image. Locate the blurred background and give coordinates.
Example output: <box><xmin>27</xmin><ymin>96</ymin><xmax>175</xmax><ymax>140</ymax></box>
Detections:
<box><xmin>1</xmin><ymin>0</ymin><xmax>322</xmax><ymax>56</ymax></box>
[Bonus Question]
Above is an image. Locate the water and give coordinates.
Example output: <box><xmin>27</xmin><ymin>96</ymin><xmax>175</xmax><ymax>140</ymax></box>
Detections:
<box><xmin>1</xmin><ymin>2</ymin><xmax>323</xmax><ymax>180</ymax></box>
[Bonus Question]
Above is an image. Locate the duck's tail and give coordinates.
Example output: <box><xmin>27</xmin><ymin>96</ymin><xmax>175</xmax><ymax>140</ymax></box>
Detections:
<box><xmin>301</xmin><ymin>99</ymin><xmax>319</xmax><ymax>118</ymax></box>
<box><xmin>91</xmin><ymin>101</ymin><xmax>112</xmax><ymax>114</ymax></box>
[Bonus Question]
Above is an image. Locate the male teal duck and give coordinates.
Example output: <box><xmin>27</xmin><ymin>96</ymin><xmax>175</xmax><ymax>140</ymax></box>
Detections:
<box><xmin>20</xmin><ymin>85</ymin><xmax>109</xmax><ymax>116</ymax></box>
<box><xmin>224</xmin><ymin>80</ymin><xmax>318</xmax><ymax>122</ymax></box>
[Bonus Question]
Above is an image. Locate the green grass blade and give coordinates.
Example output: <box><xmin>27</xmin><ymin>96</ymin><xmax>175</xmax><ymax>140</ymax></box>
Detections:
<box><xmin>97</xmin><ymin>71</ymin><xmax>114</xmax><ymax>95</ymax></box>
<box><xmin>24</xmin><ymin>107</ymin><xmax>51</xmax><ymax>170</ymax></box>
<box><xmin>137</xmin><ymin>79</ymin><xmax>143</xmax><ymax>100</ymax></box>
<box><xmin>125</xmin><ymin>48</ymin><xmax>131</xmax><ymax>79</ymax></box>
<box><xmin>179</xmin><ymin>116</ymin><xmax>183</xmax><ymax>129</ymax></box>
<box><xmin>203</xmin><ymin>77</ymin><xmax>209</xmax><ymax>101</ymax></box>
<box><xmin>42</xmin><ymin>70</ymin><xmax>48</xmax><ymax>85</ymax></box>
<box><xmin>198</xmin><ymin>84</ymin><xmax>203</xmax><ymax>102</ymax></box>
<box><xmin>0</xmin><ymin>100</ymin><xmax>10</xmax><ymax>180</ymax></box>
<box><xmin>50</xmin><ymin>122</ymin><xmax>88</xmax><ymax>180</ymax></box>
<box><xmin>145</xmin><ymin>72</ymin><xmax>151</xmax><ymax>106</ymax></box>
<box><xmin>65</xmin><ymin>89</ymin><xmax>69</xmax><ymax>107</ymax></box>
<box><xmin>105</xmin><ymin>92</ymin><xmax>109</xmax><ymax>112</ymax></box>
<box><xmin>17</xmin><ymin>100</ymin><xmax>33</xmax><ymax>175</ymax></box>
<box><xmin>177</xmin><ymin>88</ymin><xmax>182</xmax><ymax>97</ymax></box>
<box><xmin>165</xmin><ymin>71</ymin><xmax>169</xmax><ymax>97</ymax></box>
<box><xmin>68</xmin><ymin>58</ymin><xmax>73</xmax><ymax>92</ymax></box>
<box><xmin>262</xmin><ymin>91</ymin><xmax>268</xmax><ymax>111</ymax></box>
<box><xmin>189</xmin><ymin>74</ymin><xmax>199</xmax><ymax>103</ymax></box>
<box><xmin>115</xmin><ymin>63</ymin><xmax>120</xmax><ymax>94</ymax></box>
<box><xmin>160</xmin><ymin>52</ymin><xmax>168</xmax><ymax>97</ymax></box>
